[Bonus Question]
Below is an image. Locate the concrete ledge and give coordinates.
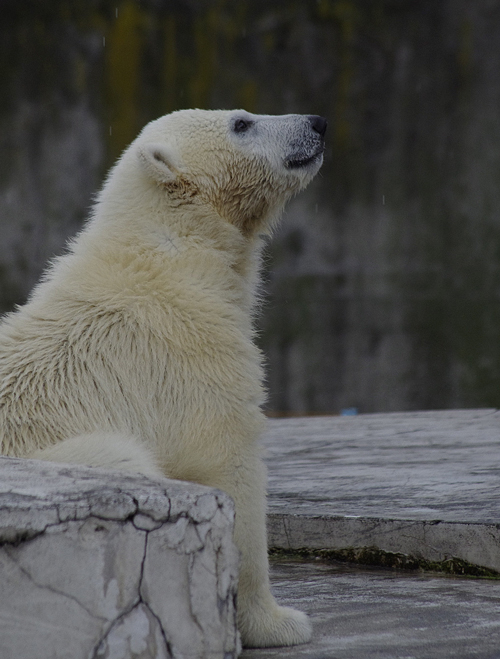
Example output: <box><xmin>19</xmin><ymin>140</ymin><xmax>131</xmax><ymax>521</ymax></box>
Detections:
<box><xmin>0</xmin><ymin>457</ymin><xmax>240</xmax><ymax>659</ymax></box>
<box><xmin>268</xmin><ymin>515</ymin><xmax>500</xmax><ymax>574</ymax></box>
<box><xmin>263</xmin><ymin>409</ymin><xmax>500</xmax><ymax>573</ymax></box>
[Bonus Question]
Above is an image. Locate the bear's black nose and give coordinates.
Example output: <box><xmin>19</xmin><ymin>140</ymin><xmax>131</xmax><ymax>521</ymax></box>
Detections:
<box><xmin>307</xmin><ymin>115</ymin><xmax>327</xmax><ymax>137</ymax></box>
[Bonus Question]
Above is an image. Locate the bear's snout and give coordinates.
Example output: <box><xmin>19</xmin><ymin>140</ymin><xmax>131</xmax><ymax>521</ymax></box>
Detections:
<box><xmin>284</xmin><ymin>114</ymin><xmax>327</xmax><ymax>171</ymax></box>
<box><xmin>307</xmin><ymin>115</ymin><xmax>328</xmax><ymax>138</ymax></box>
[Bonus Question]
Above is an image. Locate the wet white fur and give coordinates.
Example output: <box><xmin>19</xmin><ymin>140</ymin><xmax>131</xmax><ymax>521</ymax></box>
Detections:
<box><xmin>0</xmin><ymin>109</ymin><xmax>323</xmax><ymax>648</ymax></box>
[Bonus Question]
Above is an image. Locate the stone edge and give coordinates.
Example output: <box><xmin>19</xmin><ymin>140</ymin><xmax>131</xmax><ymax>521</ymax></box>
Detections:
<box><xmin>267</xmin><ymin>513</ymin><xmax>500</xmax><ymax>576</ymax></box>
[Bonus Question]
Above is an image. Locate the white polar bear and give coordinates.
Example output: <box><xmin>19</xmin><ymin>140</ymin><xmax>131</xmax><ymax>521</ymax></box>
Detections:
<box><xmin>0</xmin><ymin>109</ymin><xmax>326</xmax><ymax>648</ymax></box>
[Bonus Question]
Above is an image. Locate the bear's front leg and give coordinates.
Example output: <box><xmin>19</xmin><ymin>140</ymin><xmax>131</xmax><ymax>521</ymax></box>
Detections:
<box><xmin>210</xmin><ymin>450</ymin><xmax>312</xmax><ymax>648</ymax></box>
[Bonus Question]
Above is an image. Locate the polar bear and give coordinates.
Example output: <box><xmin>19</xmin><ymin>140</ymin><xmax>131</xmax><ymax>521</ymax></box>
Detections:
<box><xmin>0</xmin><ymin>109</ymin><xmax>326</xmax><ymax>647</ymax></box>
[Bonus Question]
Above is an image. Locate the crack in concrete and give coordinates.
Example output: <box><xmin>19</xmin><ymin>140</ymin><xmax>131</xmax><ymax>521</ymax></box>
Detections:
<box><xmin>90</xmin><ymin>527</ymin><xmax>149</xmax><ymax>659</ymax></box>
<box><xmin>90</xmin><ymin>597</ymin><xmax>142</xmax><ymax>659</ymax></box>
<box><xmin>90</xmin><ymin>598</ymin><xmax>174</xmax><ymax>659</ymax></box>
<box><xmin>188</xmin><ymin>555</ymin><xmax>211</xmax><ymax>657</ymax></box>
<box><xmin>140</xmin><ymin>601</ymin><xmax>174</xmax><ymax>659</ymax></box>
<box><xmin>138</xmin><ymin>527</ymin><xmax>148</xmax><ymax>596</ymax></box>
<box><xmin>0</xmin><ymin>528</ymin><xmax>46</xmax><ymax>547</ymax></box>
<box><xmin>0</xmin><ymin>515</ymin><xmax>121</xmax><ymax>550</ymax></box>
<box><xmin>3</xmin><ymin>547</ymin><xmax>109</xmax><ymax>623</ymax></box>
<box><xmin>136</xmin><ymin>530</ymin><xmax>173</xmax><ymax>658</ymax></box>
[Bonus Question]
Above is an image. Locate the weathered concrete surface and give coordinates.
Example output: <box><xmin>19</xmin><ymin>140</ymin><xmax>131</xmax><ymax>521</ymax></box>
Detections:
<box><xmin>241</xmin><ymin>560</ymin><xmax>500</xmax><ymax>659</ymax></box>
<box><xmin>0</xmin><ymin>456</ymin><xmax>240</xmax><ymax>659</ymax></box>
<box><xmin>264</xmin><ymin>409</ymin><xmax>500</xmax><ymax>572</ymax></box>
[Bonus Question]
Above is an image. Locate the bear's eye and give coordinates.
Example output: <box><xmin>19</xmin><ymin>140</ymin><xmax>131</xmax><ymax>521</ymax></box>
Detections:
<box><xmin>233</xmin><ymin>118</ymin><xmax>253</xmax><ymax>134</ymax></box>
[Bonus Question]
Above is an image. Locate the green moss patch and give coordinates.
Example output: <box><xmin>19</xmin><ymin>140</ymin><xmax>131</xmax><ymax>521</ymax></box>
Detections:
<box><xmin>269</xmin><ymin>546</ymin><xmax>500</xmax><ymax>579</ymax></box>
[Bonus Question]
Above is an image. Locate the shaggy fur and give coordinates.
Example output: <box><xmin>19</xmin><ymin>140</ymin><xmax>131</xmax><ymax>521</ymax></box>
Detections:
<box><xmin>0</xmin><ymin>109</ymin><xmax>325</xmax><ymax>648</ymax></box>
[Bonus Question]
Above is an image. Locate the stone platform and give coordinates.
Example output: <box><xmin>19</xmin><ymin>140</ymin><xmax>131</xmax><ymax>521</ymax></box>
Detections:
<box><xmin>0</xmin><ymin>457</ymin><xmax>240</xmax><ymax>659</ymax></box>
<box><xmin>264</xmin><ymin>409</ymin><xmax>500</xmax><ymax>573</ymax></box>
<box><xmin>242</xmin><ymin>559</ymin><xmax>500</xmax><ymax>659</ymax></box>
<box><xmin>241</xmin><ymin>408</ymin><xmax>500</xmax><ymax>659</ymax></box>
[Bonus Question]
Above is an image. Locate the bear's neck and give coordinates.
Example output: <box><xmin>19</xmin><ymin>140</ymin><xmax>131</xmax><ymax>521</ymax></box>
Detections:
<box><xmin>74</xmin><ymin>189</ymin><xmax>265</xmax><ymax>317</ymax></box>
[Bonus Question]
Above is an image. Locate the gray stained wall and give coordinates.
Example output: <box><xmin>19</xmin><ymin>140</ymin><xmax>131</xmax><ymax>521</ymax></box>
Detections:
<box><xmin>1</xmin><ymin>0</ymin><xmax>500</xmax><ymax>414</ymax></box>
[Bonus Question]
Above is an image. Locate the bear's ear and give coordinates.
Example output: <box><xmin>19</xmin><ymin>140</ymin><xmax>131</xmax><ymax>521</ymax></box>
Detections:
<box><xmin>137</xmin><ymin>143</ymin><xmax>181</xmax><ymax>184</ymax></box>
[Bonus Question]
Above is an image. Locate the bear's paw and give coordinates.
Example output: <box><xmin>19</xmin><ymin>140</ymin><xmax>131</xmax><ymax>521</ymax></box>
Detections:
<box><xmin>238</xmin><ymin>602</ymin><xmax>312</xmax><ymax>648</ymax></box>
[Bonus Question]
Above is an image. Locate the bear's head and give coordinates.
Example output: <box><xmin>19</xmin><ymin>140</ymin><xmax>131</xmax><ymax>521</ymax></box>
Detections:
<box><xmin>134</xmin><ymin>109</ymin><xmax>326</xmax><ymax>236</ymax></box>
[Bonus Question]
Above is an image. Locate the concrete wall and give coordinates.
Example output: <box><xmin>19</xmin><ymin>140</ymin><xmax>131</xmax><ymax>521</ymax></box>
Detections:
<box><xmin>2</xmin><ymin>1</ymin><xmax>500</xmax><ymax>413</ymax></box>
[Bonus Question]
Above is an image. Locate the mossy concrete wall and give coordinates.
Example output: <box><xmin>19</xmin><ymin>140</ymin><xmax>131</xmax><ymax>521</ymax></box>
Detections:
<box><xmin>2</xmin><ymin>0</ymin><xmax>500</xmax><ymax>413</ymax></box>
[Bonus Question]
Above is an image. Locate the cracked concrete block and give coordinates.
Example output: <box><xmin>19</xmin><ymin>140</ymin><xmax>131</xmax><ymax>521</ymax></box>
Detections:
<box><xmin>95</xmin><ymin>604</ymin><xmax>171</xmax><ymax>659</ymax></box>
<box><xmin>0</xmin><ymin>456</ymin><xmax>240</xmax><ymax>659</ymax></box>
